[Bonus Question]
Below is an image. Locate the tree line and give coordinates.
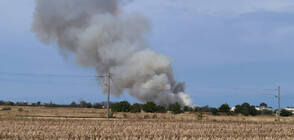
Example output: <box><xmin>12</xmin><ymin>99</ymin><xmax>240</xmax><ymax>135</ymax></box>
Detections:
<box><xmin>0</xmin><ymin>100</ymin><xmax>292</xmax><ymax>116</ymax></box>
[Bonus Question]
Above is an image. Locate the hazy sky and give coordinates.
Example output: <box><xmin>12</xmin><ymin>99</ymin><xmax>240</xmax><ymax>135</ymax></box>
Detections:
<box><xmin>1</xmin><ymin>0</ymin><xmax>294</xmax><ymax>108</ymax></box>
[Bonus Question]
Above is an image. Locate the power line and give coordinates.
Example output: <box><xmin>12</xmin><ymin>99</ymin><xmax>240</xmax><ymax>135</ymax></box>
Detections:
<box><xmin>0</xmin><ymin>78</ymin><xmax>98</xmax><ymax>86</ymax></box>
<box><xmin>0</xmin><ymin>72</ymin><xmax>280</xmax><ymax>92</ymax></box>
<box><xmin>186</xmin><ymin>84</ymin><xmax>276</xmax><ymax>91</ymax></box>
<box><xmin>0</xmin><ymin>72</ymin><xmax>101</xmax><ymax>78</ymax></box>
<box><xmin>110</xmin><ymin>77</ymin><xmax>129</xmax><ymax>102</ymax></box>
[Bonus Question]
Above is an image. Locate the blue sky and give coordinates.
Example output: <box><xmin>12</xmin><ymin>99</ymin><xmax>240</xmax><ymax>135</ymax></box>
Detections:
<box><xmin>0</xmin><ymin>0</ymin><xmax>294</xmax><ymax>108</ymax></box>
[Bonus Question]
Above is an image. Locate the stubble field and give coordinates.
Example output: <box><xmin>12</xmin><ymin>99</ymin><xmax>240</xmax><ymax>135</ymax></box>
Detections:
<box><xmin>0</xmin><ymin>106</ymin><xmax>294</xmax><ymax>139</ymax></box>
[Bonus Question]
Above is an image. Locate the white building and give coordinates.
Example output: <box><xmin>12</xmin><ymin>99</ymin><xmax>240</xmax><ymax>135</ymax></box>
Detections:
<box><xmin>284</xmin><ymin>107</ymin><xmax>294</xmax><ymax>113</ymax></box>
<box><xmin>230</xmin><ymin>107</ymin><xmax>235</xmax><ymax>112</ymax></box>
<box><xmin>255</xmin><ymin>106</ymin><xmax>274</xmax><ymax>111</ymax></box>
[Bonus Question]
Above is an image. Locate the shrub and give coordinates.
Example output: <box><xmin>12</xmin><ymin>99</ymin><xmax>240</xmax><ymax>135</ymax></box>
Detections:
<box><xmin>194</xmin><ymin>106</ymin><xmax>203</xmax><ymax>112</ymax></box>
<box><xmin>249</xmin><ymin>106</ymin><xmax>259</xmax><ymax>116</ymax></box>
<box><xmin>261</xmin><ymin>109</ymin><xmax>273</xmax><ymax>115</ymax></box>
<box><xmin>93</xmin><ymin>103</ymin><xmax>103</xmax><ymax>109</ymax></box>
<box><xmin>111</xmin><ymin>101</ymin><xmax>131</xmax><ymax>112</ymax></box>
<box><xmin>143</xmin><ymin>102</ymin><xmax>157</xmax><ymax>113</ymax></box>
<box><xmin>169</xmin><ymin>102</ymin><xmax>182</xmax><ymax>114</ymax></box>
<box><xmin>280</xmin><ymin>109</ymin><xmax>293</xmax><ymax>117</ymax></box>
<box><xmin>218</xmin><ymin>104</ymin><xmax>230</xmax><ymax>113</ymax></box>
<box><xmin>197</xmin><ymin>112</ymin><xmax>204</xmax><ymax>120</ymax></box>
<box><xmin>201</xmin><ymin>105</ymin><xmax>211</xmax><ymax>112</ymax></box>
<box><xmin>130</xmin><ymin>103</ymin><xmax>142</xmax><ymax>113</ymax></box>
<box><xmin>156</xmin><ymin>106</ymin><xmax>167</xmax><ymax>113</ymax></box>
<box><xmin>70</xmin><ymin>101</ymin><xmax>77</xmax><ymax>107</ymax></box>
<box><xmin>17</xmin><ymin>108</ymin><xmax>23</xmax><ymax>112</ymax></box>
<box><xmin>184</xmin><ymin>106</ymin><xmax>193</xmax><ymax>112</ymax></box>
<box><xmin>85</xmin><ymin>102</ymin><xmax>92</xmax><ymax>108</ymax></box>
<box><xmin>210</xmin><ymin>108</ymin><xmax>219</xmax><ymax>116</ymax></box>
<box><xmin>2</xmin><ymin>107</ymin><xmax>12</xmax><ymax>111</ymax></box>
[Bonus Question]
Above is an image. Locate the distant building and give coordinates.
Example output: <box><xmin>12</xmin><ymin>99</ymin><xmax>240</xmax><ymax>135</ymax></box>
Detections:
<box><xmin>230</xmin><ymin>105</ymin><xmax>274</xmax><ymax>112</ymax></box>
<box><xmin>283</xmin><ymin>107</ymin><xmax>294</xmax><ymax>113</ymax></box>
<box><xmin>255</xmin><ymin>106</ymin><xmax>274</xmax><ymax>111</ymax></box>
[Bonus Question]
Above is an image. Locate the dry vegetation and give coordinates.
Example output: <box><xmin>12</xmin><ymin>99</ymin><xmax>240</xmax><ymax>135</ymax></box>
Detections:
<box><xmin>0</xmin><ymin>106</ymin><xmax>294</xmax><ymax>139</ymax></box>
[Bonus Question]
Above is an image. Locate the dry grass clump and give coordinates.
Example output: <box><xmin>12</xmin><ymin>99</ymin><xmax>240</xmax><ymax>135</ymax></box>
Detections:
<box><xmin>0</xmin><ymin>118</ymin><xmax>294</xmax><ymax>139</ymax></box>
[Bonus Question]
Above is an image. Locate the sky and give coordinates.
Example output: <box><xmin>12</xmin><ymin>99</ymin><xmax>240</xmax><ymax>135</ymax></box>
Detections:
<box><xmin>0</xmin><ymin>0</ymin><xmax>294</xmax><ymax>108</ymax></box>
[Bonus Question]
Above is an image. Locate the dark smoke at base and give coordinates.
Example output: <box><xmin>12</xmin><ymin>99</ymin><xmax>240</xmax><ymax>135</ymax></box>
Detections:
<box><xmin>32</xmin><ymin>0</ymin><xmax>192</xmax><ymax>107</ymax></box>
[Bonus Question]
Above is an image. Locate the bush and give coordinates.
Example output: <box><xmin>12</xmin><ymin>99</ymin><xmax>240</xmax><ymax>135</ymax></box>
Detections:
<box><xmin>156</xmin><ymin>106</ymin><xmax>167</xmax><ymax>113</ymax></box>
<box><xmin>194</xmin><ymin>106</ymin><xmax>203</xmax><ymax>112</ymax></box>
<box><xmin>211</xmin><ymin>108</ymin><xmax>219</xmax><ymax>116</ymax></box>
<box><xmin>111</xmin><ymin>101</ymin><xmax>130</xmax><ymax>112</ymax></box>
<box><xmin>218</xmin><ymin>104</ymin><xmax>230</xmax><ymax>113</ymax></box>
<box><xmin>201</xmin><ymin>105</ymin><xmax>210</xmax><ymax>112</ymax></box>
<box><xmin>93</xmin><ymin>103</ymin><xmax>103</xmax><ymax>109</ymax></box>
<box><xmin>85</xmin><ymin>102</ymin><xmax>92</xmax><ymax>108</ymax></box>
<box><xmin>17</xmin><ymin>108</ymin><xmax>23</xmax><ymax>112</ymax></box>
<box><xmin>280</xmin><ymin>109</ymin><xmax>293</xmax><ymax>117</ymax></box>
<box><xmin>249</xmin><ymin>106</ymin><xmax>259</xmax><ymax>116</ymax></box>
<box><xmin>70</xmin><ymin>101</ymin><xmax>77</xmax><ymax>107</ymax></box>
<box><xmin>143</xmin><ymin>102</ymin><xmax>157</xmax><ymax>113</ymax></box>
<box><xmin>2</xmin><ymin>107</ymin><xmax>12</xmax><ymax>111</ymax></box>
<box><xmin>169</xmin><ymin>102</ymin><xmax>182</xmax><ymax>114</ymax></box>
<box><xmin>183</xmin><ymin>106</ymin><xmax>193</xmax><ymax>112</ymax></box>
<box><xmin>130</xmin><ymin>103</ymin><xmax>142</xmax><ymax>113</ymax></box>
<box><xmin>261</xmin><ymin>109</ymin><xmax>274</xmax><ymax>115</ymax></box>
<box><xmin>197</xmin><ymin>112</ymin><xmax>204</xmax><ymax>120</ymax></box>
<box><xmin>5</xmin><ymin>101</ymin><xmax>15</xmax><ymax>106</ymax></box>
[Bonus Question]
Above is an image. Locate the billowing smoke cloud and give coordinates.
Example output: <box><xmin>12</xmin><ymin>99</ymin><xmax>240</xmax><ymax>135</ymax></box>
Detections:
<box><xmin>33</xmin><ymin>0</ymin><xmax>192</xmax><ymax>107</ymax></box>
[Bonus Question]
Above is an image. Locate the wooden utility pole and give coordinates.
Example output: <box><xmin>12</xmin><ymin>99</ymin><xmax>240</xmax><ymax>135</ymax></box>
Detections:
<box><xmin>278</xmin><ymin>86</ymin><xmax>280</xmax><ymax>122</ymax></box>
<box><xmin>106</xmin><ymin>73</ymin><xmax>111</xmax><ymax>119</ymax></box>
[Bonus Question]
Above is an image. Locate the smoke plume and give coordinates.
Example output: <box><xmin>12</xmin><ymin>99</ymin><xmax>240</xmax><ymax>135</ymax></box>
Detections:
<box><xmin>32</xmin><ymin>0</ymin><xmax>192</xmax><ymax>107</ymax></box>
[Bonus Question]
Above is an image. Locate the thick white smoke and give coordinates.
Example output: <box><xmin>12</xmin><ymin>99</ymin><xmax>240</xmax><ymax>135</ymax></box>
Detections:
<box><xmin>33</xmin><ymin>0</ymin><xmax>192</xmax><ymax>107</ymax></box>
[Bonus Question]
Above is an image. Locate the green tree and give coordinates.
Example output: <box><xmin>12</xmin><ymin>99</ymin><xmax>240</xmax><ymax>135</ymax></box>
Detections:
<box><xmin>86</xmin><ymin>102</ymin><xmax>92</xmax><ymax>108</ymax></box>
<box><xmin>201</xmin><ymin>105</ymin><xmax>210</xmax><ymax>112</ymax></box>
<box><xmin>260</xmin><ymin>102</ymin><xmax>267</xmax><ymax>107</ymax></box>
<box><xmin>130</xmin><ymin>103</ymin><xmax>142</xmax><ymax>113</ymax></box>
<box><xmin>156</xmin><ymin>105</ymin><xmax>167</xmax><ymax>113</ymax></box>
<box><xmin>169</xmin><ymin>102</ymin><xmax>182</xmax><ymax>114</ymax></box>
<box><xmin>234</xmin><ymin>103</ymin><xmax>258</xmax><ymax>116</ymax></box>
<box><xmin>111</xmin><ymin>101</ymin><xmax>131</xmax><ymax>112</ymax></box>
<box><xmin>93</xmin><ymin>103</ymin><xmax>102</xmax><ymax>109</ymax></box>
<box><xmin>261</xmin><ymin>109</ymin><xmax>273</xmax><ymax>115</ymax></box>
<box><xmin>249</xmin><ymin>105</ymin><xmax>259</xmax><ymax>116</ymax></box>
<box><xmin>142</xmin><ymin>102</ymin><xmax>157</xmax><ymax>113</ymax></box>
<box><xmin>280</xmin><ymin>109</ymin><xmax>293</xmax><ymax>117</ymax></box>
<box><xmin>194</xmin><ymin>106</ymin><xmax>203</xmax><ymax>112</ymax></box>
<box><xmin>0</xmin><ymin>100</ymin><xmax>4</xmax><ymax>105</ymax></box>
<box><xmin>210</xmin><ymin>108</ymin><xmax>219</xmax><ymax>116</ymax></box>
<box><xmin>79</xmin><ymin>100</ymin><xmax>87</xmax><ymax>108</ymax></box>
<box><xmin>218</xmin><ymin>104</ymin><xmax>230</xmax><ymax>113</ymax></box>
<box><xmin>70</xmin><ymin>101</ymin><xmax>77</xmax><ymax>107</ymax></box>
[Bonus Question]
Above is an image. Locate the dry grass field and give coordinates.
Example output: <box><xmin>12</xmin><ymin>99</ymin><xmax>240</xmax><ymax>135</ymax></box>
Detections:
<box><xmin>0</xmin><ymin>106</ymin><xmax>294</xmax><ymax>139</ymax></box>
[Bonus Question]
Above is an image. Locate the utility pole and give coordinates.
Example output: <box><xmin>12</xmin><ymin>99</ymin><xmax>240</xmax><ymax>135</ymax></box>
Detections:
<box><xmin>106</xmin><ymin>73</ymin><xmax>111</xmax><ymax>119</ymax></box>
<box><xmin>278</xmin><ymin>86</ymin><xmax>280</xmax><ymax>122</ymax></box>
